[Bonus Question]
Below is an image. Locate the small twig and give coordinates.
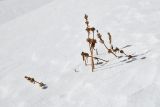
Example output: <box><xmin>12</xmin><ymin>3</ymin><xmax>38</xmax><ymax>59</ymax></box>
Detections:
<box><xmin>97</xmin><ymin>30</ymin><xmax>117</xmax><ymax>57</ymax></box>
<box><xmin>24</xmin><ymin>76</ymin><xmax>46</xmax><ymax>88</ymax></box>
<box><xmin>108</xmin><ymin>32</ymin><xmax>112</xmax><ymax>45</ymax></box>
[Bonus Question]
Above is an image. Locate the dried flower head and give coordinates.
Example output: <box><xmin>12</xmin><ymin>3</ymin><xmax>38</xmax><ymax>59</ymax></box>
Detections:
<box><xmin>91</xmin><ymin>27</ymin><xmax>95</xmax><ymax>32</ymax></box>
<box><xmin>84</xmin><ymin>14</ymin><xmax>88</xmax><ymax>20</ymax></box>
<box><xmin>97</xmin><ymin>30</ymin><xmax>104</xmax><ymax>43</ymax></box>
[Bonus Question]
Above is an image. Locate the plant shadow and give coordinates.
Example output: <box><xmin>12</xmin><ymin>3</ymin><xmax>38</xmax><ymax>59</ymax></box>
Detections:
<box><xmin>95</xmin><ymin>50</ymin><xmax>150</xmax><ymax>71</ymax></box>
<box><xmin>41</xmin><ymin>84</ymin><xmax>48</xmax><ymax>89</ymax></box>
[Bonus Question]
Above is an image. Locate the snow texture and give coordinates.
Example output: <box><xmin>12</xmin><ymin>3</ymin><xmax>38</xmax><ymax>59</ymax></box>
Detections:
<box><xmin>0</xmin><ymin>0</ymin><xmax>160</xmax><ymax>107</ymax></box>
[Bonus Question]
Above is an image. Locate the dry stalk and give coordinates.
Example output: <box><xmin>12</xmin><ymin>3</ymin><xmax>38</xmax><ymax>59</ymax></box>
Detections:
<box><xmin>107</xmin><ymin>33</ymin><xmax>133</xmax><ymax>59</ymax></box>
<box><xmin>84</xmin><ymin>14</ymin><xmax>97</xmax><ymax>71</ymax></box>
<box><xmin>81</xmin><ymin>52</ymin><xmax>89</xmax><ymax>65</ymax></box>
<box><xmin>81</xmin><ymin>51</ymin><xmax>108</xmax><ymax>64</ymax></box>
<box><xmin>24</xmin><ymin>76</ymin><xmax>46</xmax><ymax>88</ymax></box>
<box><xmin>97</xmin><ymin>30</ymin><xmax>117</xmax><ymax>57</ymax></box>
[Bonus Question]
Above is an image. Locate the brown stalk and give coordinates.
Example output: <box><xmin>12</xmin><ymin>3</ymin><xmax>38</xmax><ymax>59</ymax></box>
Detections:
<box><xmin>108</xmin><ymin>32</ymin><xmax>112</xmax><ymax>45</ymax></box>
<box><xmin>24</xmin><ymin>76</ymin><xmax>46</xmax><ymax>87</ymax></box>
<box><xmin>84</xmin><ymin>14</ymin><xmax>97</xmax><ymax>72</ymax></box>
<box><xmin>97</xmin><ymin>30</ymin><xmax>117</xmax><ymax>57</ymax></box>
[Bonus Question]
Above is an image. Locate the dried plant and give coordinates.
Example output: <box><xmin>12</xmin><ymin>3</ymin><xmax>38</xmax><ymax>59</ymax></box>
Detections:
<box><xmin>119</xmin><ymin>50</ymin><xmax>133</xmax><ymax>59</ymax></box>
<box><xmin>25</xmin><ymin>76</ymin><xmax>36</xmax><ymax>84</ymax></box>
<box><xmin>81</xmin><ymin>51</ymin><xmax>108</xmax><ymax>64</ymax></box>
<box><xmin>86</xmin><ymin>38</ymin><xmax>97</xmax><ymax>50</ymax></box>
<box><xmin>97</xmin><ymin>30</ymin><xmax>117</xmax><ymax>57</ymax></box>
<box><xmin>81</xmin><ymin>14</ymin><xmax>135</xmax><ymax>72</ymax></box>
<box><xmin>107</xmin><ymin>33</ymin><xmax>133</xmax><ymax>59</ymax></box>
<box><xmin>113</xmin><ymin>47</ymin><xmax>120</xmax><ymax>53</ymax></box>
<box><xmin>24</xmin><ymin>76</ymin><xmax>47</xmax><ymax>89</ymax></box>
<box><xmin>108</xmin><ymin>32</ymin><xmax>112</xmax><ymax>46</ymax></box>
<box><xmin>84</xmin><ymin>14</ymin><xmax>98</xmax><ymax>71</ymax></box>
<box><xmin>81</xmin><ymin>52</ymin><xmax>89</xmax><ymax>65</ymax></box>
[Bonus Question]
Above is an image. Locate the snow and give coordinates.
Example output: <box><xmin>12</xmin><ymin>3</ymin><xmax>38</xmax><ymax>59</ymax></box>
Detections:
<box><xmin>0</xmin><ymin>0</ymin><xmax>160</xmax><ymax>107</ymax></box>
<box><xmin>0</xmin><ymin>0</ymin><xmax>53</xmax><ymax>25</ymax></box>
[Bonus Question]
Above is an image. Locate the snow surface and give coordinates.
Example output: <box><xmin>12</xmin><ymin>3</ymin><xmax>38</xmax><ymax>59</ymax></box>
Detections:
<box><xmin>0</xmin><ymin>0</ymin><xmax>53</xmax><ymax>25</ymax></box>
<box><xmin>0</xmin><ymin>0</ymin><xmax>160</xmax><ymax>107</ymax></box>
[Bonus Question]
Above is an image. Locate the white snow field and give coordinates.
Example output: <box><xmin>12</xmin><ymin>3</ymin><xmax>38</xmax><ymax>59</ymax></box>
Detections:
<box><xmin>0</xmin><ymin>0</ymin><xmax>160</xmax><ymax>107</ymax></box>
<box><xmin>0</xmin><ymin>0</ymin><xmax>53</xmax><ymax>25</ymax></box>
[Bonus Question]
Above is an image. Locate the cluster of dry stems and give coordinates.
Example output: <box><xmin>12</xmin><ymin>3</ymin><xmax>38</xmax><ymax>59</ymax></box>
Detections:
<box><xmin>81</xmin><ymin>14</ymin><xmax>133</xmax><ymax>72</ymax></box>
